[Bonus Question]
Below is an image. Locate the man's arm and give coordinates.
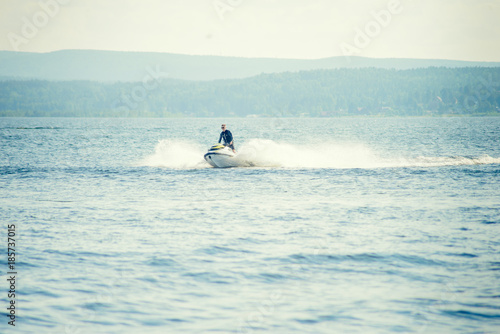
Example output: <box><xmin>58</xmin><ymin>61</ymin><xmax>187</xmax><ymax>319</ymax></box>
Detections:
<box><xmin>218</xmin><ymin>132</ymin><xmax>222</xmax><ymax>143</ymax></box>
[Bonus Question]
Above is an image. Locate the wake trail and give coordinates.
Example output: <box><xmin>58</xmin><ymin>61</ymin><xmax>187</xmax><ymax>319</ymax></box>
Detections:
<box><xmin>137</xmin><ymin>139</ymin><xmax>500</xmax><ymax>169</ymax></box>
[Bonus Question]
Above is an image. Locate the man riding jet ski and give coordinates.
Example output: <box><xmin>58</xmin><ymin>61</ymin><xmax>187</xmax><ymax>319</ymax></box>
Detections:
<box><xmin>204</xmin><ymin>124</ymin><xmax>238</xmax><ymax>168</ymax></box>
<box><xmin>218</xmin><ymin>124</ymin><xmax>235</xmax><ymax>153</ymax></box>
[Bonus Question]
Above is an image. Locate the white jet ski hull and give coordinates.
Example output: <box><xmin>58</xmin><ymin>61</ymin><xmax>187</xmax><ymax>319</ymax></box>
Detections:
<box><xmin>204</xmin><ymin>144</ymin><xmax>238</xmax><ymax>168</ymax></box>
<box><xmin>204</xmin><ymin>152</ymin><xmax>240</xmax><ymax>168</ymax></box>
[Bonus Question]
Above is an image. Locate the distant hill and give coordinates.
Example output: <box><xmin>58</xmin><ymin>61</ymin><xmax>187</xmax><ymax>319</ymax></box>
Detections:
<box><xmin>1</xmin><ymin>67</ymin><xmax>499</xmax><ymax>117</ymax></box>
<box><xmin>1</xmin><ymin>50</ymin><xmax>499</xmax><ymax>82</ymax></box>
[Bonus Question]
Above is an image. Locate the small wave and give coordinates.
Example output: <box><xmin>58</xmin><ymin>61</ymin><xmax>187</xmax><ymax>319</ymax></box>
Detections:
<box><xmin>146</xmin><ymin>257</ymin><xmax>179</xmax><ymax>267</ymax></box>
<box><xmin>14</xmin><ymin>126</ymin><xmax>63</xmax><ymax>130</ymax></box>
<box><xmin>182</xmin><ymin>271</ymin><xmax>236</xmax><ymax>284</ymax></box>
<box><xmin>295</xmin><ymin>314</ymin><xmax>358</xmax><ymax>324</ymax></box>
<box><xmin>444</xmin><ymin>252</ymin><xmax>478</xmax><ymax>258</ymax></box>
<box><xmin>24</xmin><ymin>288</ymin><xmax>61</xmax><ymax>298</ymax></box>
<box><xmin>198</xmin><ymin>246</ymin><xmax>255</xmax><ymax>255</ymax></box>
<box><xmin>282</xmin><ymin>253</ymin><xmax>449</xmax><ymax>267</ymax></box>
<box><xmin>441</xmin><ymin>309</ymin><xmax>500</xmax><ymax>320</ymax></box>
<box><xmin>482</xmin><ymin>220</ymin><xmax>499</xmax><ymax>225</ymax></box>
<box><xmin>389</xmin><ymin>155</ymin><xmax>500</xmax><ymax>168</ymax></box>
<box><xmin>0</xmin><ymin>166</ymin><xmax>46</xmax><ymax>175</ymax></box>
<box><xmin>257</xmin><ymin>273</ymin><xmax>290</xmax><ymax>282</ymax></box>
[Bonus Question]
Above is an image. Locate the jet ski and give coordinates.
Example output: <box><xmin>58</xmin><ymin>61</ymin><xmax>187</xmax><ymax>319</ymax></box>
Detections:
<box><xmin>204</xmin><ymin>144</ymin><xmax>239</xmax><ymax>168</ymax></box>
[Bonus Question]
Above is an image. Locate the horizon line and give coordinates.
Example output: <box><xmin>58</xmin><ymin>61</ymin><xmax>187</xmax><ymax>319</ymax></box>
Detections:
<box><xmin>1</xmin><ymin>48</ymin><xmax>500</xmax><ymax>64</ymax></box>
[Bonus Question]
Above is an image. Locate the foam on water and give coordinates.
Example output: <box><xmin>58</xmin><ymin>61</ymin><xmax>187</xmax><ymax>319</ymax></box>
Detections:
<box><xmin>237</xmin><ymin>139</ymin><xmax>382</xmax><ymax>168</ymax></box>
<box><xmin>138</xmin><ymin>139</ymin><xmax>209</xmax><ymax>169</ymax></box>
<box><xmin>139</xmin><ymin>138</ymin><xmax>500</xmax><ymax>169</ymax></box>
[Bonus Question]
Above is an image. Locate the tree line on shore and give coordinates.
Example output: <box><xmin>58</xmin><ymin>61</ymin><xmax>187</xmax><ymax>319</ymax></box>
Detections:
<box><xmin>0</xmin><ymin>67</ymin><xmax>499</xmax><ymax>117</ymax></box>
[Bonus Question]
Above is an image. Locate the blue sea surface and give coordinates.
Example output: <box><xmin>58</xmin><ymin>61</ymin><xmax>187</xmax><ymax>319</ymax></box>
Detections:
<box><xmin>1</xmin><ymin>117</ymin><xmax>500</xmax><ymax>333</ymax></box>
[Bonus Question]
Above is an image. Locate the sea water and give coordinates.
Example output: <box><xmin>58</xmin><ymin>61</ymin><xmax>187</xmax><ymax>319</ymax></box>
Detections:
<box><xmin>1</xmin><ymin>117</ymin><xmax>499</xmax><ymax>333</ymax></box>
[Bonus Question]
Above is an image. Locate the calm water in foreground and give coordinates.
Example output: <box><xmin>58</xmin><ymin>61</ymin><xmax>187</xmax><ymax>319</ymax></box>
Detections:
<box><xmin>1</xmin><ymin>117</ymin><xmax>500</xmax><ymax>334</ymax></box>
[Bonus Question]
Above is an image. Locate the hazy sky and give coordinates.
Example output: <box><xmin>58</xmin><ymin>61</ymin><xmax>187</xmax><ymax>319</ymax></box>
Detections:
<box><xmin>1</xmin><ymin>0</ymin><xmax>499</xmax><ymax>61</ymax></box>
